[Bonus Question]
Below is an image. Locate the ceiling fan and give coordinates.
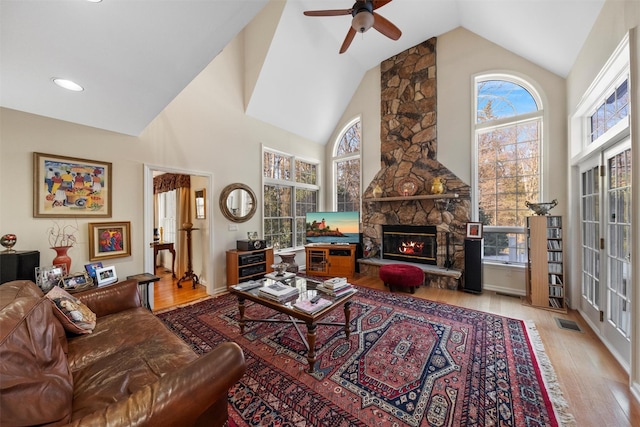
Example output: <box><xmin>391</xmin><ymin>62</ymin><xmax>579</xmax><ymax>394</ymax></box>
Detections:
<box><xmin>303</xmin><ymin>0</ymin><xmax>402</xmax><ymax>54</ymax></box>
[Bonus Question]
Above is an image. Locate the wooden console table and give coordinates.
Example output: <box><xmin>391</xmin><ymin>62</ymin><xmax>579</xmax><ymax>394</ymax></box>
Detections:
<box><xmin>150</xmin><ymin>242</ymin><xmax>176</xmax><ymax>278</ymax></box>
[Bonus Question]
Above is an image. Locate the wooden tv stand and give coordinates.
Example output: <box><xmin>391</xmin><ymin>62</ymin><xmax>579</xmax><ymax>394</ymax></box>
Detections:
<box><xmin>304</xmin><ymin>244</ymin><xmax>356</xmax><ymax>278</ymax></box>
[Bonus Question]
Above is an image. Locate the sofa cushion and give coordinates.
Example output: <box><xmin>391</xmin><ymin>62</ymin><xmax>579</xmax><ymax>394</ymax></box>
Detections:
<box><xmin>0</xmin><ymin>294</ymin><xmax>73</xmax><ymax>426</ymax></box>
<box><xmin>68</xmin><ymin>307</ymin><xmax>198</xmax><ymax>420</ymax></box>
<box><xmin>46</xmin><ymin>286</ymin><xmax>97</xmax><ymax>335</ymax></box>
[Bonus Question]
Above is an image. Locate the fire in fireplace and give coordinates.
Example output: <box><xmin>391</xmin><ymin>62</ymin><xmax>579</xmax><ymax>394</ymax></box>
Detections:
<box><xmin>382</xmin><ymin>225</ymin><xmax>437</xmax><ymax>265</ymax></box>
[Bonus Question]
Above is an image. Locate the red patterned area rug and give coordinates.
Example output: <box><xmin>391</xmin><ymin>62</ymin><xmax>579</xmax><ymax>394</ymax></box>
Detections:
<box><xmin>158</xmin><ymin>287</ymin><xmax>574</xmax><ymax>426</ymax></box>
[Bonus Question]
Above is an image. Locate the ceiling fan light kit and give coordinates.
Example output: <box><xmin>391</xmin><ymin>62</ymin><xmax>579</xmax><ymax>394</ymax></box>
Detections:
<box><xmin>304</xmin><ymin>0</ymin><xmax>401</xmax><ymax>54</ymax></box>
<box><xmin>351</xmin><ymin>2</ymin><xmax>374</xmax><ymax>33</ymax></box>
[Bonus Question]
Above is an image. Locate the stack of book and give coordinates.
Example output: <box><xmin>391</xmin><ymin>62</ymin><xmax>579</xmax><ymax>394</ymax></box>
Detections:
<box><xmin>258</xmin><ymin>282</ymin><xmax>300</xmax><ymax>302</ymax></box>
<box><xmin>293</xmin><ymin>297</ymin><xmax>332</xmax><ymax>314</ymax></box>
<box><xmin>316</xmin><ymin>277</ymin><xmax>355</xmax><ymax>297</ymax></box>
<box><xmin>231</xmin><ymin>280</ymin><xmax>263</xmax><ymax>292</ymax></box>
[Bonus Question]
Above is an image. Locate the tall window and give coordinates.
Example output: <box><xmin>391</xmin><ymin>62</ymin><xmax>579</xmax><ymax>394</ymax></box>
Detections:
<box><xmin>333</xmin><ymin>118</ymin><xmax>361</xmax><ymax>212</ymax></box>
<box><xmin>474</xmin><ymin>76</ymin><xmax>543</xmax><ymax>263</ymax></box>
<box><xmin>263</xmin><ymin>148</ymin><xmax>319</xmax><ymax>251</ymax></box>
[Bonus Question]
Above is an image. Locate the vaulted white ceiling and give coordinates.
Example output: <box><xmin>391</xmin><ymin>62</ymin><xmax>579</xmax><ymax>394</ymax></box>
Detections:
<box><xmin>1</xmin><ymin>0</ymin><xmax>605</xmax><ymax>143</ymax></box>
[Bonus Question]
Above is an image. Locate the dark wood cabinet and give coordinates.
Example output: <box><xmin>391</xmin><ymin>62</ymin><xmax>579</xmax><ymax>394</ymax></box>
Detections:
<box><xmin>1</xmin><ymin>250</ymin><xmax>40</xmax><ymax>284</ymax></box>
<box><xmin>226</xmin><ymin>247</ymin><xmax>274</xmax><ymax>288</ymax></box>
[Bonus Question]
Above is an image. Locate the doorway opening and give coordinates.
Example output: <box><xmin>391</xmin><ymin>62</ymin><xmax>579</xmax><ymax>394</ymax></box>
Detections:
<box><xmin>143</xmin><ymin>164</ymin><xmax>213</xmax><ymax>311</ymax></box>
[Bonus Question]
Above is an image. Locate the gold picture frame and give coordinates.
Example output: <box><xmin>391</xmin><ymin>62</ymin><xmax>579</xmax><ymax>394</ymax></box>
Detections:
<box><xmin>88</xmin><ymin>221</ymin><xmax>131</xmax><ymax>261</ymax></box>
<box><xmin>33</xmin><ymin>152</ymin><xmax>112</xmax><ymax>218</ymax></box>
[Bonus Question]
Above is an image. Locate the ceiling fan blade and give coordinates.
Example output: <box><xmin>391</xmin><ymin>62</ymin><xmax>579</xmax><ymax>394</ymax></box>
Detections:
<box><xmin>339</xmin><ymin>27</ymin><xmax>357</xmax><ymax>54</ymax></box>
<box><xmin>303</xmin><ymin>9</ymin><xmax>352</xmax><ymax>17</ymax></box>
<box><xmin>373</xmin><ymin>12</ymin><xmax>401</xmax><ymax>40</ymax></box>
<box><xmin>372</xmin><ymin>0</ymin><xmax>393</xmax><ymax>10</ymax></box>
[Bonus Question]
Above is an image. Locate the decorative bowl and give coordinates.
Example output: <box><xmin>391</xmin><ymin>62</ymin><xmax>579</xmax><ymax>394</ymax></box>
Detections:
<box><xmin>525</xmin><ymin>199</ymin><xmax>558</xmax><ymax>216</ymax></box>
<box><xmin>271</xmin><ymin>263</ymin><xmax>289</xmax><ymax>276</ymax></box>
<box><xmin>1</xmin><ymin>234</ymin><xmax>17</xmax><ymax>252</ymax></box>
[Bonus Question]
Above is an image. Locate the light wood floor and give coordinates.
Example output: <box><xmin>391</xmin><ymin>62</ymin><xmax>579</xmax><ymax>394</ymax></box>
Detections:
<box><xmin>153</xmin><ymin>271</ymin><xmax>640</xmax><ymax>427</ymax></box>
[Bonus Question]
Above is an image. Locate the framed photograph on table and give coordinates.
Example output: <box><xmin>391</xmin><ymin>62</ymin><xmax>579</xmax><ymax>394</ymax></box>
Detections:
<box><xmin>95</xmin><ymin>266</ymin><xmax>117</xmax><ymax>287</ymax></box>
<box><xmin>62</xmin><ymin>272</ymin><xmax>90</xmax><ymax>290</ymax></box>
<box><xmin>466</xmin><ymin>222</ymin><xmax>483</xmax><ymax>239</ymax></box>
<box><xmin>35</xmin><ymin>264</ymin><xmax>67</xmax><ymax>292</ymax></box>
<box><xmin>88</xmin><ymin>221</ymin><xmax>131</xmax><ymax>261</ymax></box>
<box><xmin>84</xmin><ymin>262</ymin><xmax>103</xmax><ymax>281</ymax></box>
<box><xmin>33</xmin><ymin>152</ymin><xmax>112</xmax><ymax>218</ymax></box>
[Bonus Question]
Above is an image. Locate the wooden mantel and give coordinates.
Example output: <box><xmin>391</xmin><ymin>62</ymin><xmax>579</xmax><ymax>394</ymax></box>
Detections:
<box><xmin>363</xmin><ymin>193</ymin><xmax>460</xmax><ymax>202</ymax></box>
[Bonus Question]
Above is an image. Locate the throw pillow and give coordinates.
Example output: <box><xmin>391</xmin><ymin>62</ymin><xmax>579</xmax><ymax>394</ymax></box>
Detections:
<box><xmin>46</xmin><ymin>286</ymin><xmax>97</xmax><ymax>334</ymax></box>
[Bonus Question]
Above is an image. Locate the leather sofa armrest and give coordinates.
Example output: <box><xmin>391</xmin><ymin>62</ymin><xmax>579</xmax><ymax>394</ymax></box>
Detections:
<box><xmin>74</xmin><ymin>280</ymin><xmax>141</xmax><ymax>318</ymax></box>
<box><xmin>67</xmin><ymin>342</ymin><xmax>246</xmax><ymax>427</ymax></box>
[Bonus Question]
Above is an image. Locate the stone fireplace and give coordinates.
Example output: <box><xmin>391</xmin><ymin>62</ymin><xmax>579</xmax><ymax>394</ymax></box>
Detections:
<box><xmin>360</xmin><ymin>37</ymin><xmax>471</xmax><ymax>289</ymax></box>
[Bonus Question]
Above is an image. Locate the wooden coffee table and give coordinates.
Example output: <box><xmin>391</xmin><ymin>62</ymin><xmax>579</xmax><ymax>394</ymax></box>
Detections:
<box><xmin>229</xmin><ymin>276</ymin><xmax>355</xmax><ymax>372</ymax></box>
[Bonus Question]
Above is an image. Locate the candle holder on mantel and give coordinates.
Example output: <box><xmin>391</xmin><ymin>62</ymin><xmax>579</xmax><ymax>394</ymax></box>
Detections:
<box><xmin>176</xmin><ymin>222</ymin><xmax>200</xmax><ymax>289</ymax></box>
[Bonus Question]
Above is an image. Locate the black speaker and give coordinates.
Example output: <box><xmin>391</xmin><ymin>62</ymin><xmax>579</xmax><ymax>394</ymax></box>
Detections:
<box><xmin>464</xmin><ymin>239</ymin><xmax>483</xmax><ymax>294</ymax></box>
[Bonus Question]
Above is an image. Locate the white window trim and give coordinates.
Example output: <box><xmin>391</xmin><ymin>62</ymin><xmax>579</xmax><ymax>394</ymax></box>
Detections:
<box><xmin>570</xmin><ymin>33</ymin><xmax>630</xmax><ymax>164</ymax></box>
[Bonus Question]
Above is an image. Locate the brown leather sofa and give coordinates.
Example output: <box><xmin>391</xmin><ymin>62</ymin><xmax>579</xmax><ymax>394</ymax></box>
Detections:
<box><xmin>0</xmin><ymin>279</ymin><xmax>246</xmax><ymax>426</ymax></box>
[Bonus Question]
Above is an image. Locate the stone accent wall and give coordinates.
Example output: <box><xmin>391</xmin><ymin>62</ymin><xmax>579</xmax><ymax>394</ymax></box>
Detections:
<box><xmin>362</xmin><ymin>37</ymin><xmax>471</xmax><ymax>288</ymax></box>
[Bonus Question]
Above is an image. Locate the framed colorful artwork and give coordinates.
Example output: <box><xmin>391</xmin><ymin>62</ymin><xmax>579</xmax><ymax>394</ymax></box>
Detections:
<box><xmin>33</xmin><ymin>152</ymin><xmax>112</xmax><ymax>218</ymax></box>
<box><xmin>88</xmin><ymin>221</ymin><xmax>131</xmax><ymax>261</ymax></box>
<box><xmin>466</xmin><ymin>222</ymin><xmax>483</xmax><ymax>239</ymax></box>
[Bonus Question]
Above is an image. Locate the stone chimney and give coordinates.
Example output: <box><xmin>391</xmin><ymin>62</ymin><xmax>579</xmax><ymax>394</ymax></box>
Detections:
<box><xmin>361</xmin><ymin>37</ymin><xmax>471</xmax><ymax>283</ymax></box>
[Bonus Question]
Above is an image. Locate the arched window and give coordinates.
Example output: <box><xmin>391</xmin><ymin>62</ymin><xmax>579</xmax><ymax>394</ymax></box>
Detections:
<box><xmin>333</xmin><ymin>118</ymin><xmax>361</xmax><ymax>212</ymax></box>
<box><xmin>474</xmin><ymin>75</ymin><xmax>543</xmax><ymax>263</ymax></box>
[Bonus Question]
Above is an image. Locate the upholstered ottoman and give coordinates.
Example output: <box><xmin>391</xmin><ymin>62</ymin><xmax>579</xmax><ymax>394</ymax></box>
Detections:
<box><xmin>379</xmin><ymin>264</ymin><xmax>424</xmax><ymax>294</ymax></box>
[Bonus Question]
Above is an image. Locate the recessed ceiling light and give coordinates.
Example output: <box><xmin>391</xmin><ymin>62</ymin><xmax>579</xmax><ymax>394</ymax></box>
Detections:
<box><xmin>86</xmin><ymin>0</ymin><xmax>102</xmax><ymax>3</ymax></box>
<box><xmin>52</xmin><ymin>78</ymin><xmax>84</xmax><ymax>92</ymax></box>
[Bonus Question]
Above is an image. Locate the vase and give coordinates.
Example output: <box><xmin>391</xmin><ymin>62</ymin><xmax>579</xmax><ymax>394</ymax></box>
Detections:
<box><xmin>278</xmin><ymin>253</ymin><xmax>299</xmax><ymax>273</ymax></box>
<box><xmin>52</xmin><ymin>246</ymin><xmax>72</xmax><ymax>273</ymax></box>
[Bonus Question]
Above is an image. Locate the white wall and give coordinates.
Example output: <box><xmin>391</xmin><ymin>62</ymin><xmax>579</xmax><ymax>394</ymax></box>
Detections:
<box><xmin>565</xmin><ymin>0</ymin><xmax>640</xmax><ymax>404</ymax></box>
<box><xmin>328</xmin><ymin>27</ymin><xmax>567</xmax><ymax>295</ymax></box>
<box><xmin>0</xmin><ymin>31</ymin><xmax>323</xmax><ymax>295</ymax></box>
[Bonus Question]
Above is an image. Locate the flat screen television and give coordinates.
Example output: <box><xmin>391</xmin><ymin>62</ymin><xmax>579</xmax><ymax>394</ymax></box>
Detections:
<box><xmin>305</xmin><ymin>211</ymin><xmax>360</xmax><ymax>244</ymax></box>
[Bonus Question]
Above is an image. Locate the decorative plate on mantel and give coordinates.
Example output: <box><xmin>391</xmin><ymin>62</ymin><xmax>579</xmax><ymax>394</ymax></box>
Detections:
<box><xmin>396</xmin><ymin>177</ymin><xmax>419</xmax><ymax>196</ymax></box>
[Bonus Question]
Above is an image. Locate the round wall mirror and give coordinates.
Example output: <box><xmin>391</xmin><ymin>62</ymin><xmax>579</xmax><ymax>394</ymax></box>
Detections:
<box><xmin>219</xmin><ymin>183</ymin><xmax>257</xmax><ymax>223</ymax></box>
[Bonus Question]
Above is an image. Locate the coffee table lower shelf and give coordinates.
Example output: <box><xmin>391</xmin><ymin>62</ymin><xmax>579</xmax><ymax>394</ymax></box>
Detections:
<box><xmin>234</xmin><ymin>294</ymin><xmax>353</xmax><ymax>373</ymax></box>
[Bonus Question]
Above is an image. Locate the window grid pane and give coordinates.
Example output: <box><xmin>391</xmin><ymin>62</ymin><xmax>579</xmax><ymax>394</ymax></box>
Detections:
<box><xmin>477</xmin><ymin>119</ymin><xmax>541</xmax><ymax>228</ymax></box>
<box><xmin>336</xmin><ymin>121</ymin><xmax>361</xmax><ymax>156</ymax></box>
<box><xmin>333</xmin><ymin>120</ymin><xmax>361</xmax><ymax>214</ymax></box>
<box><xmin>263</xmin><ymin>151</ymin><xmax>291</xmax><ymax>181</ymax></box>
<box><xmin>336</xmin><ymin>158</ymin><xmax>360</xmax><ymax>212</ymax></box>
<box><xmin>295</xmin><ymin>160</ymin><xmax>317</xmax><ymax>185</ymax></box>
<box><xmin>263</xmin><ymin>149</ymin><xmax>319</xmax><ymax>251</ymax></box>
<box><xmin>483</xmin><ymin>230</ymin><xmax>527</xmax><ymax>264</ymax></box>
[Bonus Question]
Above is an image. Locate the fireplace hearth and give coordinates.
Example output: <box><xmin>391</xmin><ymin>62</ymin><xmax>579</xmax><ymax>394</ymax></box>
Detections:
<box><xmin>382</xmin><ymin>225</ymin><xmax>437</xmax><ymax>265</ymax></box>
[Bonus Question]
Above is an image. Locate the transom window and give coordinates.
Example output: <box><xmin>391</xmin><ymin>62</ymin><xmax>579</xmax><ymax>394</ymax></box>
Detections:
<box><xmin>590</xmin><ymin>78</ymin><xmax>629</xmax><ymax>142</ymax></box>
<box><xmin>474</xmin><ymin>76</ymin><xmax>543</xmax><ymax>263</ymax></box>
<box><xmin>333</xmin><ymin>118</ymin><xmax>361</xmax><ymax>212</ymax></box>
<box><xmin>263</xmin><ymin>148</ymin><xmax>319</xmax><ymax>251</ymax></box>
